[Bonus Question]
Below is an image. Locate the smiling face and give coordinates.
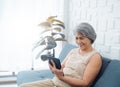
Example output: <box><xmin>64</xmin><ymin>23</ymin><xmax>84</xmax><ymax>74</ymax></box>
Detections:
<box><xmin>75</xmin><ymin>33</ymin><xmax>92</xmax><ymax>51</ymax></box>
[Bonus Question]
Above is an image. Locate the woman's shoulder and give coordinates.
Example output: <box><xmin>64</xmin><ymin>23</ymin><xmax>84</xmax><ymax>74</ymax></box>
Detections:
<box><xmin>92</xmin><ymin>50</ymin><xmax>101</xmax><ymax>57</ymax></box>
<box><xmin>90</xmin><ymin>50</ymin><xmax>102</xmax><ymax>62</ymax></box>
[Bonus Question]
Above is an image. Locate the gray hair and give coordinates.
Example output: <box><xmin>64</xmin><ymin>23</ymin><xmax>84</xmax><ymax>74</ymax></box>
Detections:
<box><xmin>73</xmin><ymin>23</ymin><xmax>96</xmax><ymax>44</ymax></box>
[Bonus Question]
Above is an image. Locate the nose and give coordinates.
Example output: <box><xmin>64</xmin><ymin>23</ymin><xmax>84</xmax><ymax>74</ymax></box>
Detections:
<box><xmin>76</xmin><ymin>39</ymin><xmax>82</xmax><ymax>44</ymax></box>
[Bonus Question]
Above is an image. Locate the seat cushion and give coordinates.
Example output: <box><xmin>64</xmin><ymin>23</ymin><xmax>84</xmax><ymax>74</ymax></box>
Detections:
<box><xmin>93</xmin><ymin>60</ymin><xmax>120</xmax><ymax>87</ymax></box>
<box><xmin>17</xmin><ymin>70</ymin><xmax>54</xmax><ymax>85</ymax></box>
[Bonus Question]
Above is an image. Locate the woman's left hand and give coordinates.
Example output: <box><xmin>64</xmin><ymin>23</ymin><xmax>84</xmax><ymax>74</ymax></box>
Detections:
<box><xmin>49</xmin><ymin>60</ymin><xmax>64</xmax><ymax>80</ymax></box>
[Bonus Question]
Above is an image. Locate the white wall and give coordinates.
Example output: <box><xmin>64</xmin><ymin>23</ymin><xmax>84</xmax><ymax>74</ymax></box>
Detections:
<box><xmin>64</xmin><ymin>0</ymin><xmax>120</xmax><ymax>59</ymax></box>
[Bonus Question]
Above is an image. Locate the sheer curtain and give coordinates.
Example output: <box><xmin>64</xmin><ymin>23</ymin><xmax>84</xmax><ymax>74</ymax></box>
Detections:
<box><xmin>0</xmin><ymin>0</ymin><xmax>63</xmax><ymax>72</ymax></box>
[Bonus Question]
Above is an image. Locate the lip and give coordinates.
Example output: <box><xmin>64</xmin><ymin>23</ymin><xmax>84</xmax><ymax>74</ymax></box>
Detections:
<box><xmin>80</xmin><ymin>45</ymin><xmax>84</xmax><ymax>48</ymax></box>
<box><xmin>79</xmin><ymin>43</ymin><xmax>84</xmax><ymax>48</ymax></box>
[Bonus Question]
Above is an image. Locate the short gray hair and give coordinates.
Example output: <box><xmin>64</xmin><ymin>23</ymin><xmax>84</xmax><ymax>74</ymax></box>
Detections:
<box><xmin>73</xmin><ymin>23</ymin><xmax>96</xmax><ymax>44</ymax></box>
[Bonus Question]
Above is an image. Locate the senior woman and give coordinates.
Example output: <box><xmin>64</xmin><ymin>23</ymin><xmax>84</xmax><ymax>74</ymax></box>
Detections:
<box><xmin>19</xmin><ymin>23</ymin><xmax>102</xmax><ymax>87</ymax></box>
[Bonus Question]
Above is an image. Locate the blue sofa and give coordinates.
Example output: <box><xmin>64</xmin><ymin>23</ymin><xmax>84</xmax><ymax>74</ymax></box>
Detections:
<box><xmin>17</xmin><ymin>43</ymin><xmax>120</xmax><ymax>87</ymax></box>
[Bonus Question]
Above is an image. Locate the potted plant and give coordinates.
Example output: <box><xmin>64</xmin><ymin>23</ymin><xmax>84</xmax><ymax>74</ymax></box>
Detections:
<box><xmin>32</xmin><ymin>16</ymin><xmax>66</xmax><ymax>61</ymax></box>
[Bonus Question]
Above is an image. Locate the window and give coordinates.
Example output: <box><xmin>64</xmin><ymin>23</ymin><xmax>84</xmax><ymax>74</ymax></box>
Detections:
<box><xmin>0</xmin><ymin>0</ymin><xmax>64</xmax><ymax>75</ymax></box>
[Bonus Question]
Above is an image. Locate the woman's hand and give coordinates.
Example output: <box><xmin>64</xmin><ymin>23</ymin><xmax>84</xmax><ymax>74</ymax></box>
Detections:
<box><xmin>49</xmin><ymin>60</ymin><xmax>64</xmax><ymax>80</ymax></box>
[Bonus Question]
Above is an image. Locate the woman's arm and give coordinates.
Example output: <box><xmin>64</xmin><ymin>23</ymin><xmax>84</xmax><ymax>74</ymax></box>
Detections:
<box><xmin>59</xmin><ymin>53</ymin><xmax>102</xmax><ymax>87</ymax></box>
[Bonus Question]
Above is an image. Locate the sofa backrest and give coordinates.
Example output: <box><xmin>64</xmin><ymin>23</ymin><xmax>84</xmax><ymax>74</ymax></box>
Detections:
<box><xmin>58</xmin><ymin>43</ymin><xmax>77</xmax><ymax>62</ymax></box>
<box><xmin>93</xmin><ymin>59</ymin><xmax>120</xmax><ymax>87</ymax></box>
<box><xmin>92</xmin><ymin>57</ymin><xmax>111</xmax><ymax>87</ymax></box>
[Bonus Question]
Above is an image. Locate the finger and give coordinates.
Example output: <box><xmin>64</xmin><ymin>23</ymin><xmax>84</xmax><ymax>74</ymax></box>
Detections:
<box><xmin>51</xmin><ymin>60</ymin><xmax>56</xmax><ymax>68</ymax></box>
<box><xmin>48</xmin><ymin>62</ymin><xmax>53</xmax><ymax>69</ymax></box>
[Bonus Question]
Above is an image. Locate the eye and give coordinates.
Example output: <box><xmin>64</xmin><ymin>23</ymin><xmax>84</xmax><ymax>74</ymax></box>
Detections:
<box><xmin>76</xmin><ymin>37</ymin><xmax>78</xmax><ymax>40</ymax></box>
<box><xmin>75</xmin><ymin>36</ymin><xmax>86</xmax><ymax>40</ymax></box>
<box><xmin>79</xmin><ymin>37</ymin><xmax>85</xmax><ymax>40</ymax></box>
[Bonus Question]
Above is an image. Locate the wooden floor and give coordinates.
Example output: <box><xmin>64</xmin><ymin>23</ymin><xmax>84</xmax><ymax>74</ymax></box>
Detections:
<box><xmin>0</xmin><ymin>76</ymin><xmax>17</xmax><ymax>87</ymax></box>
<box><xmin>0</xmin><ymin>84</ymin><xmax>17</xmax><ymax>87</ymax></box>
<box><xmin>0</xmin><ymin>76</ymin><xmax>16</xmax><ymax>83</ymax></box>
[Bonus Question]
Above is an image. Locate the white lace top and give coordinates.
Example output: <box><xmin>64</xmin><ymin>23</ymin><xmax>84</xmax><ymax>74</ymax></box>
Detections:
<box><xmin>52</xmin><ymin>48</ymin><xmax>97</xmax><ymax>87</ymax></box>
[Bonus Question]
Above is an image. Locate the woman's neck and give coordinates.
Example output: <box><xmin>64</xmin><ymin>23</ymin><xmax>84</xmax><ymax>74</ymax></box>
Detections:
<box><xmin>79</xmin><ymin>46</ymin><xmax>94</xmax><ymax>55</ymax></box>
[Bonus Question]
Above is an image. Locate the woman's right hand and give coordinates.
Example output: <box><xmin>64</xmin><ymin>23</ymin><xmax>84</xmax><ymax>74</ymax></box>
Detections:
<box><xmin>48</xmin><ymin>60</ymin><xmax>64</xmax><ymax>79</ymax></box>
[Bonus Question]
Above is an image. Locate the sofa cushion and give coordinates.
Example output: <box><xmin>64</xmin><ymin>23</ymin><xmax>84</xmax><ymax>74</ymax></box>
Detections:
<box><xmin>93</xmin><ymin>59</ymin><xmax>120</xmax><ymax>87</ymax></box>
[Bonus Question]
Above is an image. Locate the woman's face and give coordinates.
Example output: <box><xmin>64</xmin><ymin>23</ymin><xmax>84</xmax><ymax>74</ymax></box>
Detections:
<box><xmin>75</xmin><ymin>33</ymin><xmax>92</xmax><ymax>50</ymax></box>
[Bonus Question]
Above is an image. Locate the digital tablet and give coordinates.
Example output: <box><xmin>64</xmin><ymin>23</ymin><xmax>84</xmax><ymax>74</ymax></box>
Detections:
<box><xmin>49</xmin><ymin>57</ymin><xmax>61</xmax><ymax>69</ymax></box>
